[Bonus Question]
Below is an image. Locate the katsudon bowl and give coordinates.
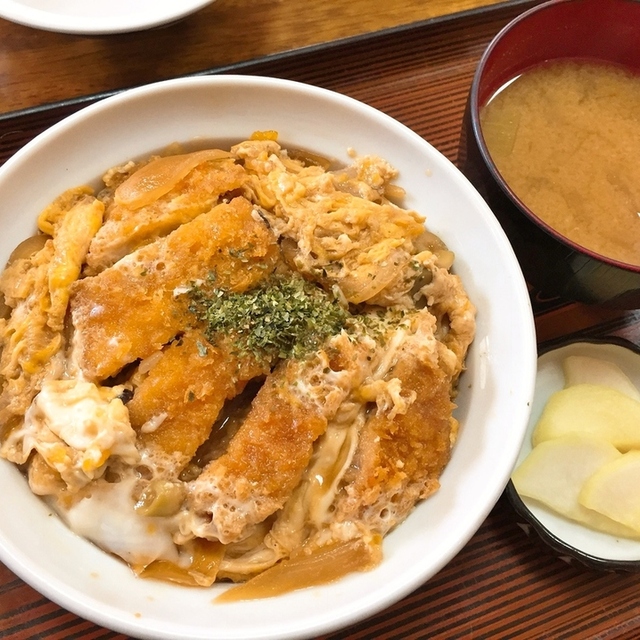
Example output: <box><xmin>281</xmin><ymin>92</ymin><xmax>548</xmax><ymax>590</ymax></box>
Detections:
<box><xmin>0</xmin><ymin>75</ymin><xmax>536</xmax><ymax>640</ymax></box>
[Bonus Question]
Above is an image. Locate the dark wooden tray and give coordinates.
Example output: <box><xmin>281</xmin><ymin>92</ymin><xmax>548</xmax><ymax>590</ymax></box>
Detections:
<box><xmin>2</xmin><ymin>2</ymin><xmax>640</xmax><ymax>638</ymax></box>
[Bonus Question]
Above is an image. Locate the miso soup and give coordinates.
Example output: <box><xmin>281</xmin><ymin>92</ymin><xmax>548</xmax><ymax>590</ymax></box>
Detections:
<box><xmin>480</xmin><ymin>60</ymin><xmax>640</xmax><ymax>267</ymax></box>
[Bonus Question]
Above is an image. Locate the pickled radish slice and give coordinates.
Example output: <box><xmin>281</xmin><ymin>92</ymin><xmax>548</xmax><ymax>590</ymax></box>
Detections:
<box><xmin>531</xmin><ymin>384</ymin><xmax>640</xmax><ymax>451</ymax></box>
<box><xmin>511</xmin><ymin>435</ymin><xmax>640</xmax><ymax>536</ymax></box>
<box><xmin>513</xmin><ymin>435</ymin><xmax>621</xmax><ymax>515</ymax></box>
<box><xmin>580</xmin><ymin>450</ymin><xmax>640</xmax><ymax>534</ymax></box>
<box><xmin>216</xmin><ymin>537</ymin><xmax>382</xmax><ymax>602</ymax></box>
<box><xmin>115</xmin><ymin>149</ymin><xmax>233</xmax><ymax>210</ymax></box>
<box><xmin>563</xmin><ymin>355</ymin><xmax>640</xmax><ymax>401</ymax></box>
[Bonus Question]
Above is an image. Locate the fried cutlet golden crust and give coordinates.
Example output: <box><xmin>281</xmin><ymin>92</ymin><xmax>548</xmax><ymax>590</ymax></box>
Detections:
<box><xmin>70</xmin><ymin>197</ymin><xmax>278</xmax><ymax>381</ymax></box>
<box><xmin>128</xmin><ymin>330</ymin><xmax>270</xmax><ymax>472</ymax></box>
<box><xmin>333</xmin><ymin>352</ymin><xmax>455</xmax><ymax>535</ymax></box>
<box><xmin>185</xmin><ymin>360</ymin><xmax>328</xmax><ymax>544</ymax></box>
<box><xmin>86</xmin><ymin>159</ymin><xmax>247</xmax><ymax>273</ymax></box>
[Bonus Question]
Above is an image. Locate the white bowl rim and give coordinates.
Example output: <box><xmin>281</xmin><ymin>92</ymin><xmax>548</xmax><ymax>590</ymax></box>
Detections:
<box><xmin>0</xmin><ymin>74</ymin><xmax>538</xmax><ymax>640</ymax></box>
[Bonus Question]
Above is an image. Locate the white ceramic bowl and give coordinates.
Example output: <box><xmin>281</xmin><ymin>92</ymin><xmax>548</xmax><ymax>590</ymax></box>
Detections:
<box><xmin>0</xmin><ymin>75</ymin><xmax>537</xmax><ymax>640</ymax></box>
<box><xmin>0</xmin><ymin>0</ymin><xmax>215</xmax><ymax>34</ymax></box>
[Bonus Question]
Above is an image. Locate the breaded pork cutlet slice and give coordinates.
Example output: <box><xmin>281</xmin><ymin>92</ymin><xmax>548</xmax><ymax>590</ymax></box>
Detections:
<box><xmin>182</xmin><ymin>359</ymin><xmax>327</xmax><ymax>545</ymax></box>
<box><xmin>331</xmin><ymin>349</ymin><xmax>456</xmax><ymax>536</ymax></box>
<box><xmin>320</xmin><ymin>268</ymin><xmax>476</xmax><ymax>539</ymax></box>
<box><xmin>70</xmin><ymin>196</ymin><xmax>279</xmax><ymax>381</ymax></box>
<box><xmin>180</xmin><ymin>332</ymin><xmax>371</xmax><ymax>545</ymax></box>
<box><xmin>86</xmin><ymin>152</ymin><xmax>247</xmax><ymax>274</ymax></box>
<box><xmin>127</xmin><ymin>330</ymin><xmax>271</xmax><ymax>474</ymax></box>
<box><xmin>261</xmin><ymin>309</ymin><xmax>461</xmax><ymax>557</ymax></box>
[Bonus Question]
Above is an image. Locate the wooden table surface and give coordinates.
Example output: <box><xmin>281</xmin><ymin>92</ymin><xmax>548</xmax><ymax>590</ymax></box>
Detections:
<box><xmin>2</xmin><ymin>0</ymin><xmax>513</xmax><ymax>114</ymax></box>
<box><xmin>2</xmin><ymin>1</ymin><xmax>640</xmax><ymax>638</ymax></box>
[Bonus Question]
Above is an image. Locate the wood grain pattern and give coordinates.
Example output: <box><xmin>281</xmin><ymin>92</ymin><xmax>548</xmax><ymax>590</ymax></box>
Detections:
<box><xmin>0</xmin><ymin>0</ymin><xmax>517</xmax><ymax>114</ymax></box>
<box><xmin>2</xmin><ymin>2</ymin><xmax>640</xmax><ymax>639</ymax></box>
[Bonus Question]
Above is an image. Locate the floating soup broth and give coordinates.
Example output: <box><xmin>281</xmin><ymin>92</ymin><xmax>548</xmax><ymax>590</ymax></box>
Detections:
<box><xmin>480</xmin><ymin>60</ymin><xmax>640</xmax><ymax>267</ymax></box>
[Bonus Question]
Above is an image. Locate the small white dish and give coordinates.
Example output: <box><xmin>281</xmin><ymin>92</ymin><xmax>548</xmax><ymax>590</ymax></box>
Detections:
<box><xmin>507</xmin><ymin>338</ymin><xmax>640</xmax><ymax>570</ymax></box>
<box><xmin>0</xmin><ymin>0</ymin><xmax>215</xmax><ymax>34</ymax></box>
<box><xmin>0</xmin><ymin>75</ymin><xmax>536</xmax><ymax>639</ymax></box>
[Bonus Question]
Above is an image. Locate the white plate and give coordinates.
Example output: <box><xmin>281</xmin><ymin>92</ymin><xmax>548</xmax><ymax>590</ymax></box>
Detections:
<box><xmin>508</xmin><ymin>338</ymin><xmax>640</xmax><ymax>568</ymax></box>
<box><xmin>0</xmin><ymin>0</ymin><xmax>215</xmax><ymax>34</ymax></box>
<box><xmin>0</xmin><ymin>75</ymin><xmax>537</xmax><ymax>639</ymax></box>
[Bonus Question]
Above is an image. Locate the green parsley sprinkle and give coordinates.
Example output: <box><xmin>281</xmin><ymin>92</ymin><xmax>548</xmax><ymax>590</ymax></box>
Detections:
<box><xmin>196</xmin><ymin>340</ymin><xmax>208</xmax><ymax>357</ymax></box>
<box><xmin>187</xmin><ymin>273</ymin><xmax>349</xmax><ymax>361</ymax></box>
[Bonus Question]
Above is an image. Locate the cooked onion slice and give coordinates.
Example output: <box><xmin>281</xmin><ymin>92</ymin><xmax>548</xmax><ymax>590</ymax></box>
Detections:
<box><xmin>5</xmin><ymin>234</ymin><xmax>49</xmax><ymax>267</ymax></box>
<box><xmin>339</xmin><ymin>248</ymin><xmax>409</xmax><ymax>304</ymax></box>
<box><xmin>216</xmin><ymin>536</ymin><xmax>382</xmax><ymax>602</ymax></box>
<box><xmin>115</xmin><ymin>149</ymin><xmax>233</xmax><ymax>210</ymax></box>
<box><xmin>137</xmin><ymin>539</ymin><xmax>224</xmax><ymax>587</ymax></box>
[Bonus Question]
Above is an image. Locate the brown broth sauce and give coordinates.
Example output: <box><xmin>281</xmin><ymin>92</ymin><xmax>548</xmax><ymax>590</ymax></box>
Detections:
<box><xmin>480</xmin><ymin>60</ymin><xmax>640</xmax><ymax>267</ymax></box>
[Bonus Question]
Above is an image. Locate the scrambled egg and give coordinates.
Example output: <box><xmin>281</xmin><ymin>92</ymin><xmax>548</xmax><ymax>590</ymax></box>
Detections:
<box><xmin>3</xmin><ymin>380</ymin><xmax>137</xmax><ymax>491</ymax></box>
